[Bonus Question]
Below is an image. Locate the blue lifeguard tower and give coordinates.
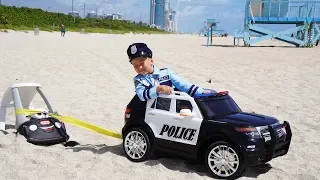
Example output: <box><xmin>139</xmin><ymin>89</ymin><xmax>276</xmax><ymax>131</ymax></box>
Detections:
<box><xmin>242</xmin><ymin>0</ymin><xmax>320</xmax><ymax>47</ymax></box>
<box><xmin>205</xmin><ymin>19</ymin><xmax>226</xmax><ymax>45</ymax></box>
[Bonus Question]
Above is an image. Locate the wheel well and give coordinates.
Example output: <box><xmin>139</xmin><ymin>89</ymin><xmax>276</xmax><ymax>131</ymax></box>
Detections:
<box><xmin>197</xmin><ymin>135</ymin><xmax>245</xmax><ymax>161</ymax></box>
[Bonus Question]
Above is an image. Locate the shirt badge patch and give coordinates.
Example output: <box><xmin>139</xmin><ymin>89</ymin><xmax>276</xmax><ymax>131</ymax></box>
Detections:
<box><xmin>159</xmin><ymin>75</ymin><xmax>169</xmax><ymax>82</ymax></box>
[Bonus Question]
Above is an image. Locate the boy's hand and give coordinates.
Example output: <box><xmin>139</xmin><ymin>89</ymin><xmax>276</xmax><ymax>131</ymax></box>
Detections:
<box><xmin>156</xmin><ymin>85</ymin><xmax>172</xmax><ymax>94</ymax></box>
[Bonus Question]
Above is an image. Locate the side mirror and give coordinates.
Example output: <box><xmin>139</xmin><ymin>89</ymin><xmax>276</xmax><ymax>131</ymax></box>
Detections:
<box><xmin>180</xmin><ymin>109</ymin><xmax>192</xmax><ymax>116</ymax></box>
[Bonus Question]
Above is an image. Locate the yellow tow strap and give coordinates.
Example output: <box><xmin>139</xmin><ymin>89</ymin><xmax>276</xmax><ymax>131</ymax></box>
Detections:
<box><xmin>15</xmin><ymin>108</ymin><xmax>122</xmax><ymax>139</ymax></box>
<box><xmin>15</xmin><ymin>109</ymin><xmax>45</xmax><ymax>117</ymax></box>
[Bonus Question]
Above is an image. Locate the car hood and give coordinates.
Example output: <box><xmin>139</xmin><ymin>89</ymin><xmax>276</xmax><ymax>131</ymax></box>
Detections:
<box><xmin>220</xmin><ymin>112</ymin><xmax>279</xmax><ymax>126</ymax></box>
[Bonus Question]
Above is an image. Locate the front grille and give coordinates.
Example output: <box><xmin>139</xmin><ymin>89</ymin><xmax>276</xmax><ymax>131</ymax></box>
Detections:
<box><xmin>257</xmin><ymin>123</ymin><xmax>286</xmax><ymax>143</ymax></box>
<box><xmin>258</xmin><ymin>126</ymin><xmax>271</xmax><ymax>142</ymax></box>
<box><xmin>256</xmin><ymin>121</ymin><xmax>292</xmax><ymax>162</ymax></box>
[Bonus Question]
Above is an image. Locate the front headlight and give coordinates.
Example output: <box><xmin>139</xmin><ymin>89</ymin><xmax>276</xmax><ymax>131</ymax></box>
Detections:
<box><xmin>235</xmin><ymin>127</ymin><xmax>261</xmax><ymax>138</ymax></box>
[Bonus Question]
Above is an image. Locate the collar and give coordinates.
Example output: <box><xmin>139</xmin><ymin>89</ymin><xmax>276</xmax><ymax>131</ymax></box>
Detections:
<box><xmin>152</xmin><ymin>65</ymin><xmax>160</xmax><ymax>75</ymax></box>
<box><xmin>136</xmin><ymin>65</ymin><xmax>160</xmax><ymax>80</ymax></box>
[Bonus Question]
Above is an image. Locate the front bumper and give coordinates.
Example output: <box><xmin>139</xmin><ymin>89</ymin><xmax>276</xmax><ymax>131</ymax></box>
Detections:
<box><xmin>243</xmin><ymin>121</ymin><xmax>292</xmax><ymax>166</ymax></box>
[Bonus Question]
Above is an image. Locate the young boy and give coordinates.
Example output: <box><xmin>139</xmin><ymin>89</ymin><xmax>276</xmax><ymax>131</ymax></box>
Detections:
<box><xmin>127</xmin><ymin>42</ymin><xmax>211</xmax><ymax>102</ymax></box>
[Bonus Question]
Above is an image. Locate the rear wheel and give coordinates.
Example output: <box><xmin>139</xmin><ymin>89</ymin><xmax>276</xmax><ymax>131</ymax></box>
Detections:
<box><xmin>205</xmin><ymin>141</ymin><xmax>245</xmax><ymax>179</ymax></box>
<box><xmin>123</xmin><ymin>127</ymin><xmax>153</xmax><ymax>162</ymax></box>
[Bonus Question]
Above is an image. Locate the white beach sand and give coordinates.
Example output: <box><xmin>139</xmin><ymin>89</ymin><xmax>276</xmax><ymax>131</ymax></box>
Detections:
<box><xmin>0</xmin><ymin>30</ymin><xmax>319</xmax><ymax>180</ymax></box>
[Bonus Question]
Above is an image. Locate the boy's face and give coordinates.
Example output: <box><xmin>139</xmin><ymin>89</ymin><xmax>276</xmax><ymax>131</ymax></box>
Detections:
<box><xmin>131</xmin><ymin>57</ymin><xmax>154</xmax><ymax>75</ymax></box>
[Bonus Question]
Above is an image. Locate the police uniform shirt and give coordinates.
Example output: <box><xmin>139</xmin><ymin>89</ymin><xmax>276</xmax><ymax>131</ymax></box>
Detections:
<box><xmin>134</xmin><ymin>65</ymin><xmax>204</xmax><ymax>101</ymax></box>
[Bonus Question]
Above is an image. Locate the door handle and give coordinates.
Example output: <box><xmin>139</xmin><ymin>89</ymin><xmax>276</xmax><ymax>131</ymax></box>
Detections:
<box><xmin>148</xmin><ymin>113</ymin><xmax>155</xmax><ymax>116</ymax></box>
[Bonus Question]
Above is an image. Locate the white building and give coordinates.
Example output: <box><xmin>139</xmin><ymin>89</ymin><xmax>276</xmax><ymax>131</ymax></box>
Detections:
<box><xmin>112</xmin><ymin>13</ymin><xmax>122</xmax><ymax>20</ymax></box>
<box><xmin>103</xmin><ymin>13</ymin><xmax>122</xmax><ymax>20</ymax></box>
<box><xmin>87</xmin><ymin>11</ymin><xmax>97</xmax><ymax>18</ymax></box>
<box><xmin>68</xmin><ymin>11</ymin><xmax>80</xmax><ymax>18</ymax></box>
<box><xmin>104</xmin><ymin>14</ymin><xmax>113</xmax><ymax>19</ymax></box>
<box><xmin>171</xmin><ymin>10</ymin><xmax>177</xmax><ymax>32</ymax></box>
<box><xmin>165</xmin><ymin>9</ymin><xmax>177</xmax><ymax>32</ymax></box>
<box><xmin>164</xmin><ymin>0</ymin><xmax>170</xmax><ymax>31</ymax></box>
<box><xmin>149</xmin><ymin>0</ymin><xmax>155</xmax><ymax>25</ymax></box>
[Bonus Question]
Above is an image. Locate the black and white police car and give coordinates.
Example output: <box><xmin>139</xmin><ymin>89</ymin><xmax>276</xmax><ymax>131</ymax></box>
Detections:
<box><xmin>122</xmin><ymin>90</ymin><xmax>292</xmax><ymax>179</ymax></box>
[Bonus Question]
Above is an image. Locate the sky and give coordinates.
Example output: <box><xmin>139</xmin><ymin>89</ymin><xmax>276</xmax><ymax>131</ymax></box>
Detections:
<box><xmin>0</xmin><ymin>0</ymin><xmax>299</xmax><ymax>34</ymax></box>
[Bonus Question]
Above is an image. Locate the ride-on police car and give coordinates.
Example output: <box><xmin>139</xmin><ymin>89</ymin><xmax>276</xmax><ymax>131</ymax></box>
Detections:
<box><xmin>122</xmin><ymin>90</ymin><xmax>292</xmax><ymax>179</ymax></box>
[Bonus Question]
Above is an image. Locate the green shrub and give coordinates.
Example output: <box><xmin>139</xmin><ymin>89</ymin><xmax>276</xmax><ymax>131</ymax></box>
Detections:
<box><xmin>0</xmin><ymin>5</ymin><xmax>168</xmax><ymax>34</ymax></box>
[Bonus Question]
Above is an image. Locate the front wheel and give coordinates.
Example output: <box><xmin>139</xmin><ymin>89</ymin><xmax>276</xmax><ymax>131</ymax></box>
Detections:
<box><xmin>122</xmin><ymin>127</ymin><xmax>153</xmax><ymax>162</ymax></box>
<box><xmin>205</xmin><ymin>141</ymin><xmax>245</xmax><ymax>179</ymax></box>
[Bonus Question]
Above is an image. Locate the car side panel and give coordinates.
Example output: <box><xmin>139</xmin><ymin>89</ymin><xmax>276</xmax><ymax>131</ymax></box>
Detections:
<box><xmin>196</xmin><ymin>120</ymin><xmax>243</xmax><ymax>152</ymax></box>
<box><xmin>154</xmin><ymin>138</ymin><xmax>198</xmax><ymax>160</ymax></box>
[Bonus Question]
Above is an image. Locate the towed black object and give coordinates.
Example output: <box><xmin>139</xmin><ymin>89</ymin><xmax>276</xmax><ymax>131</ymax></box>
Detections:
<box><xmin>18</xmin><ymin>117</ymin><xmax>69</xmax><ymax>145</ymax></box>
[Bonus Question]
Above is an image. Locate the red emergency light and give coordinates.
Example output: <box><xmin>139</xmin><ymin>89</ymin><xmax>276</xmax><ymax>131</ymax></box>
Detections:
<box><xmin>218</xmin><ymin>91</ymin><xmax>229</xmax><ymax>96</ymax></box>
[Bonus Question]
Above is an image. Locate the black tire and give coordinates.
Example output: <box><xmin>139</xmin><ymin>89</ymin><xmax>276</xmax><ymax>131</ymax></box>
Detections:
<box><xmin>122</xmin><ymin>127</ymin><xmax>153</xmax><ymax>162</ymax></box>
<box><xmin>204</xmin><ymin>141</ymin><xmax>245</xmax><ymax>179</ymax></box>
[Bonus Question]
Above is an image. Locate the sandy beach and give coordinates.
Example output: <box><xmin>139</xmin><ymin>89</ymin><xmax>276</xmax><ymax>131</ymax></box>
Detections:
<box><xmin>0</xmin><ymin>30</ymin><xmax>319</xmax><ymax>180</ymax></box>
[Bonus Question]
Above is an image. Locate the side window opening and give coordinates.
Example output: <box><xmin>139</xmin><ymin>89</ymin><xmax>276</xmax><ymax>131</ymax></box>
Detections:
<box><xmin>154</xmin><ymin>97</ymin><xmax>170</xmax><ymax>111</ymax></box>
<box><xmin>176</xmin><ymin>100</ymin><xmax>193</xmax><ymax>113</ymax></box>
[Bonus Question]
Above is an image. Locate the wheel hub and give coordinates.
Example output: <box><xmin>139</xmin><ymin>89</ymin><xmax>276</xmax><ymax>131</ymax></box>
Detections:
<box><xmin>221</xmin><ymin>159</ymin><xmax>227</xmax><ymax>164</ymax></box>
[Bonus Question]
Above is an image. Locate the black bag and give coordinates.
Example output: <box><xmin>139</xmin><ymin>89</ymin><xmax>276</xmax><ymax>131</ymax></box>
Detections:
<box><xmin>17</xmin><ymin>117</ymin><xmax>69</xmax><ymax>145</ymax></box>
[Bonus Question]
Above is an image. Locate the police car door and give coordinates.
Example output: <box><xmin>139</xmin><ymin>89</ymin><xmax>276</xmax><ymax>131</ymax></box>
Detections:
<box><xmin>145</xmin><ymin>96</ymin><xmax>202</xmax><ymax>146</ymax></box>
<box><xmin>145</xmin><ymin>96</ymin><xmax>175</xmax><ymax>141</ymax></box>
<box><xmin>167</xmin><ymin>98</ymin><xmax>202</xmax><ymax>145</ymax></box>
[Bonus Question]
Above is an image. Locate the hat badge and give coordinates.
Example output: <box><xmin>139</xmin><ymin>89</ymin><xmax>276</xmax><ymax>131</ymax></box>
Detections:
<box><xmin>131</xmin><ymin>45</ymin><xmax>137</xmax><ymax>54</ymax></box>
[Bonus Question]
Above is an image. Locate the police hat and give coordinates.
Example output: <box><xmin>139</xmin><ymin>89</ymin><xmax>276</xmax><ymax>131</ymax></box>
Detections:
<box><xmin>127</xmin><ymin>43</ymin><xmax>153</xmax><ymax>62</ymax></box>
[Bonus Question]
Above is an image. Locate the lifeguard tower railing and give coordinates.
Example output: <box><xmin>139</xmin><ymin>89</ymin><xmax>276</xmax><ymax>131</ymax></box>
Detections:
<box><xmin>243</xmin><ymin>0</ymin><xmax>320</xmax><ymax>47</ymax></box>
<box><xmin>199</xmin><ymin>25</ymin><xmax>208</xmax><ymax>36</ymax></box>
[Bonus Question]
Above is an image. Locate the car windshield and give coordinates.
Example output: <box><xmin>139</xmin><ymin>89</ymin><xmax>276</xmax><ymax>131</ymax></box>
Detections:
<box><xmin>197</xmin><ymin>97</ymin><xmax>241</xmax><ymax>118</ymax></box>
